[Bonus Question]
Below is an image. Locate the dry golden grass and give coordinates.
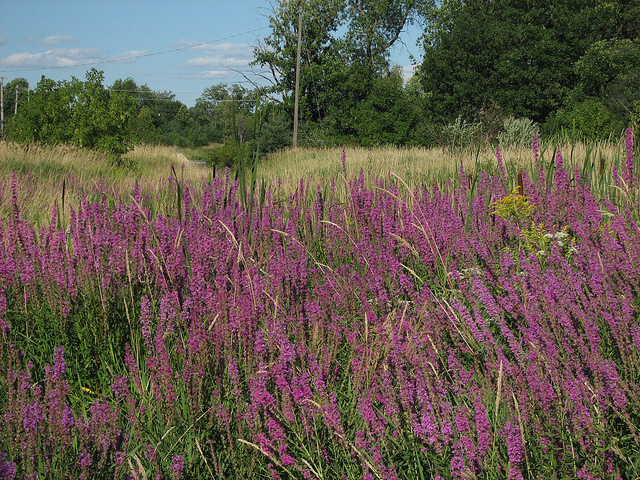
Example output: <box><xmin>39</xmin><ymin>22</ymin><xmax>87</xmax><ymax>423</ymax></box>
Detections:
<box><xmin>0</xmin><ymin>142</ymin><xmax>209</xmax><ymax>182</ymax></box>
<box><xmin>0</xmin><ymin>142</ymin><xmax>210</xmax><ymax>226</ymax></box>
<box><xmin>259</xmin><ymin>138</ymin><xmax>625</xmax><ymax>193</ymax></box>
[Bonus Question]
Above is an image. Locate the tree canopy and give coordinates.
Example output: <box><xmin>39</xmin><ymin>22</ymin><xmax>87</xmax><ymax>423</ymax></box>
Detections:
<box><xmin>420</xmin><ymin>0</ymin><xmax>624</xmax><ymax>123</ymax></box>
<box><xmin>5</xmin><ymin>70</ymin><xmax>138</xmax><ymax>158</ymax></box>
<box><xmin>251</xmin><ymin>0</ymin><xmax>430</xmax><ymax>144</ymax></box>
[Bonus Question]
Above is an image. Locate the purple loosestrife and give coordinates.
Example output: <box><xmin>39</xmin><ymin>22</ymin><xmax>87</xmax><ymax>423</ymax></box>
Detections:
<box><xmin>78</xmin><ymin>450</ymin><xmax>92</xmax><ymax>479</ymax></box>
<box><xmin>504</xmin><ymin>422</ymin><xmax>524</xmax><ymax>479</ymax></box>
<box><xmin>452</xmin><ymin>299</ymin><xmax>489</xmax><ymax>346</ymax></box>
<box><xmin>452</xmin><ymin>409</ymin><xmax>478</xmax><ymax>476</ymax></box>
<box><xmin>5</xmin><ymin>148</ymin><xmax>640</xmax><ymax>477</ymax></box>
<box><xmin>147</xmin><ymin>330</ymin><xmax>177</xmax><ymax>410</ymax></box>
<box><xmin>170</xmin><ymin>455</ymin><xmax>185</xmax><ymax>479</ymax></box>
<box><xmin>532</xmin><ymin>134</ymin><xmax>541</xmax><ymax>170</ymax></box>
<box><xmin>0</xmin><ymin>290</ymin><xmax>9</xmax><ymax>337</ymax></box>
<box><xmin>79</xmin><ymin>400</ymin><xmax>120</xmax><ymax>470</ymax></box>
<box><xmin>474</xmin><ymin>399</ymin><xmax>492</xmax><ymax>458</ymax></box>
<box><xmin>139</xmin><ymin>295</ymin><xmax>154</xmax><ymax>351</ymax></box>
<box><xmin>613</xmin><ymin>164</ymin><xmax>621</xmax><ymax>187</ymax></box>
<box><xmin>44</xmin><ymin>348</ymin><xmax>74</xmax><ymax>448</ymax></box>
<box><xmin>471</xmin><ymin>276</ymin><xmax>524</xmax><ymax>363</ymax></box>
<box><xmin>0</xmin><ymin>448</ymin><xmax>16</xmax><ymax>480</ymax></box>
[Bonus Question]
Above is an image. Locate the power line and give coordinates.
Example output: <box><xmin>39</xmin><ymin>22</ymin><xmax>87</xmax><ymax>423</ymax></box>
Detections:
<box><xmin>108</xmin><ymin>89</ymin><xmax>201</xmax><ymax>95</ymax></box>
<box><xmin>2</xmin><ymin>28</ymin><xmax>263</xmax><ymax>73</ymax></box>
<box><xmin>107</xmin><ymin>89</ymin><xmax>259</xmax><ymax>103</ymax></box>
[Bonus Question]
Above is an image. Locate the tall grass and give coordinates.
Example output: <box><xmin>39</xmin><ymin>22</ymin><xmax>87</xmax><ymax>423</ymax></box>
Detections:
<box><xmin>0</xmin><ymin>142</ymin><xmax>210</xmax><ymax>226</ymax></box>
<box><xmin>260</xmin><ymin>138</ymin><xmax>626</xmax><ymax>197</ymax></box>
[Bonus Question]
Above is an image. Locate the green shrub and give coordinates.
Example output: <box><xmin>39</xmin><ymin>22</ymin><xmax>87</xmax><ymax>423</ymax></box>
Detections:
<box><xmin>254</xmin><ymin>112</ymin><xmax>292</xmax><ymax>155</ymax></box>
<box><xmin>208</xmin><ymin>142</ymin><xmax>249</xmax><ymax>168</ymax></box>
<box><xmin>546</xmin><ymin>97</ymin><xmax>625</xmax><ymax>141</ymax></box>
<box><xmin>497</xmin><ymin>116</ymin><xmax>539</xmax><ymax>149</ymax></box>
<box><xmin>440</xmin><ymin>116</ymin><xmax>484</xmax><ymax>152</ymax></box>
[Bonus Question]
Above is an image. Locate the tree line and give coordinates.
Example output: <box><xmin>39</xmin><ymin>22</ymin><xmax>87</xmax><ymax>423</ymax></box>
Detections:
<box><xmin>1</xmin><ymin>71</ymin><xmax>262</xmax><ymax>164</ymax></box>
<box><xmin>2</xmin><ymin>0</ymin><xmax>639</xmax><ymax>163</ymax></box>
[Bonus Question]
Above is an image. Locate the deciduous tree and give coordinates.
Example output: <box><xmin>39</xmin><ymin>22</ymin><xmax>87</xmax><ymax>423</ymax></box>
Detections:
<box><xmin>5</xmin><ymin>69</ymin><xmax>137</xmax><ymax>159</ymax></box>
<box><xmin>252</xmin><ymin>0</ymin><xmax>430</xmax><ymax>145</ymax></box>
<box><xmin>418</xmin><ymin>0</ymin><xmax>626</xmax><ymax>124</ymax></box>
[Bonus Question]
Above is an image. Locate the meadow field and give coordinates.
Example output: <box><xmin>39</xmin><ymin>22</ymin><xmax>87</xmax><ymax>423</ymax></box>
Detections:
<box><xmin>1</xmin><ymin>133</ymin><xmax>640</xmax><ymax>479</ymax></box>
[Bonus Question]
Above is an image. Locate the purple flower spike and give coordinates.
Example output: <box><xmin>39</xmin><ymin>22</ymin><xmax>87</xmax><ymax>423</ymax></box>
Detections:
<box><xmin>171</xmin><ymin>455</ymin><xmax>185</xmax><ymax>479</ymax></box>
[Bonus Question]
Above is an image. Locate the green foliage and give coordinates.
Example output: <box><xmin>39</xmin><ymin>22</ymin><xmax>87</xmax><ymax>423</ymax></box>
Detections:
<box><xmin>252</xmin><ymin>0</ymin><xmax>346</xmax><ymax>123</ymax></box>
<box><xmin>208</xmin><ymin>142</ymin><xmax>250</xmax><ymax>168</ymax></box>
<box><xmin>1</xmin><ymin>77</ymin><xmax>29</xmax><ymax>120</ymax></box>
<box><xmin>419</xmin><ymin>0</ymin><xmax>630</xmax><ymax>124</ymax></box>
<box><xmin>254</xmin><ymin>110</ymin><xmax>293</xmax><ymax>154</ymax></box>
<box><xmin>546</xmin><ymin>97</ymin><xmax>625</xmax><ymax>141</ymax></box>
<box><xmin>253</xmin><ymin>0</ymin><xmax>430</xmax><ymax>145</ymax></box>
<box><xmin>129</xmin><ymin>106</ymin><xmax>160</xmax><ymax>145</ymax></box>
<box><xmin>352</xmin><ymin>67</ymin><xmax>416</xmax><ymax>146</ymax></box>
<box><xmin>440</xmin><ymin>116</ymin><xmax>484</xmax><ymax>152</ymax></box>
<box><xmin>6</xmin><ymin>0</ymin><xmax>640</xmax><ymax>154</ymax></box>
<box><xmin>344</xmin><ymin>0</ymin><xmax>432</xmax><ymax>67</ymax></box>
<box><xmin>4</xmin><ymin>76</ymin><xmax>75</xmax><ymax>145</ymax></box>
<box><xmin>497</xmin><ymin>117</ymin><xmax>539</xmax><ymax>149</ymax></box>
<box><xmin>196</xmin><ymin>83</ymin><xmax>256</xmax><ymax>143</ymax></box>
<box><xmin>5</xmin><ymin>70</ymin><xmax>137</xmax><ymax>160</ymax></box>
<box><xmin>575</xmin><ymin>38</ymin><xmax>640</xmax><ymax>98</ymax></box>
<box><xmin>575</xmin><ymin>37</ymin><xmax>640</xmax><ymax>124</ymax></box>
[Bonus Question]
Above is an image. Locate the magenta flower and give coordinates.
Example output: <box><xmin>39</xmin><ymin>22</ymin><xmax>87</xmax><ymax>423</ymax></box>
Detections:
<box><xmin>171</xmin><ymin>455</ymin><xmax>185</xmax><ymax>479</ymax></box>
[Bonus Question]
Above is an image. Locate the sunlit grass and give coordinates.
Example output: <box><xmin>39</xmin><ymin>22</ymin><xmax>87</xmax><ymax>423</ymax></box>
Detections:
<box><xmin>260</xmin><ymin>138</ymin><xmax>626</xmax><ymax>195</ymax></box>
<box><xmin>0</xmin><ymin>142</ymin><xmax>210</xmax><ymax>226</ymax></box>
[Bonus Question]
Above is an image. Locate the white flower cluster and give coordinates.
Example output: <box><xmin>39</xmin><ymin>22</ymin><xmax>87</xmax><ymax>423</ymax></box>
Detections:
<box><xmin>540</xmin><ymin>231</ymin><xmax>578</xmax><ymax>255</ymax></box>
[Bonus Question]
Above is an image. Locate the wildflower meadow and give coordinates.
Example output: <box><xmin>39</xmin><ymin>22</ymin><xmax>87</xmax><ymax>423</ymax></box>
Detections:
<box><xmin>1</xmin><ymin>131</ymin><xmax>640</xmax><ymax>479</ymax></box>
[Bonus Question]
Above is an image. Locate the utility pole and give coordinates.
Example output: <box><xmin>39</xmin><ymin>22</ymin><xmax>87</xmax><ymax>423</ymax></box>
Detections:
<box><xmin>293</xmin><ymin>3</ymin><xmax>303</xmax><ymax>148</ymax></box>
<box><xmin>14</xmin><ymin>87</ymin><xmax>18</xmax><ymax>115</ymax></box>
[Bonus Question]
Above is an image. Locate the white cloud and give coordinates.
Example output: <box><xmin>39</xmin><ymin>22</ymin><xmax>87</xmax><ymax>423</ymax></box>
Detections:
<box><xmin>26</xmin><ymin>35</ymin><xmax>77</xmax><ymax>45</ymax></box>
<box><xmin>0</xmin><ymin>48</ymin><xmax>100</xmax><ymax>68</ymax></box>
<box><xmin>114</xmin><ymin>50</ymin><xmax>152</xmax><ymax>63</ymax></box>
<box><xmin>402</xmin><ymin>63</ymin><xmax>419</xmax><ymax>80</ymax></box>
<box><xmin>184</xmin><ymin>56</ymin><xmax>249</xmax><ymax>69</ymax></box>
<box><xmin>180</xmin><ymin>42</ymin><xmax>253</xmax><ymax>67</ymax></box>
<box><xmin>199</xmin><ymin>69</ymin><xmax>238</xmax><ymax>79</ymax></box>
<box><xmin>42</xmin><ymin>35</ymin><xmax>77</xmax><ymax>45</ymax></box>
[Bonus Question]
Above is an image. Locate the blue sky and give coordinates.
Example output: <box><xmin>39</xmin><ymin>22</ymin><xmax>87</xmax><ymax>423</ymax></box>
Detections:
<box><xmin>0</xmin><ymin>0</ymin><xmax>424</xmax><ymax>107</ymax></box>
